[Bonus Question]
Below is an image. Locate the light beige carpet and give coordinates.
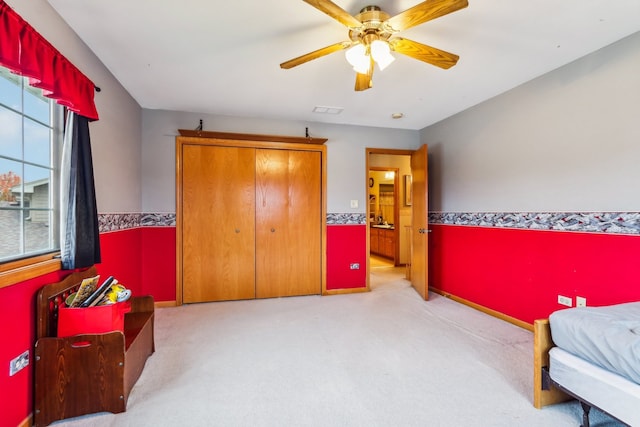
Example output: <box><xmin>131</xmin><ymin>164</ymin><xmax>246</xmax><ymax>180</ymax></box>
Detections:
<box><xmin>369</xmin><ymin>255</ymin><xmax>394</xmax><ymax>269</ymax></box>
<box><xmin>51</xmin><ymin>270</ymin><xmax>620</xmax><ymax>426</ymax></box>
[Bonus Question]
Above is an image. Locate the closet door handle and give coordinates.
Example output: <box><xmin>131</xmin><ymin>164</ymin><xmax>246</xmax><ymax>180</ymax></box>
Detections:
<box><xmin>235</xmin><ymin>229</ymin><xmax>240</xmax><ymax>233</ymax></box>
<box><xmin>271</xmin><ymin>228</ymin><xmax>276</xmax><ymax>233</ymax></box>
<box><xmin>418</xmin><ymin>228</ymin><xmax>432</xmax><ymax>234</ymax></box>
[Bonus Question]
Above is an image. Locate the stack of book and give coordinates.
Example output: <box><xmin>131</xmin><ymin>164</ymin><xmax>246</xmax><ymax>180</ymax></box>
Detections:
<box><xmin>67</xmin><ymin>276</ymin><xmax>131</xmax><ymax>308</ymax></box>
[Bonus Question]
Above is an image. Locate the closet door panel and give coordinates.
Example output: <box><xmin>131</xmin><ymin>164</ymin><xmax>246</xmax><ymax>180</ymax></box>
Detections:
<box><xmin>255</xmin><ymin>149</ymin><xmax>322</xmax><ymax>298</ymax></box>
<box><xmin>182</xmin><ymin>145</ymin><xmax>256</xmax><ymax>302</ymax></box>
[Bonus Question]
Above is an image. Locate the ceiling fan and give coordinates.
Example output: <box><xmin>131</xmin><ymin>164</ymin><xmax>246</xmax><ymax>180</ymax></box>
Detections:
<box><xmin>280</xmin><ymin>0</ymin><xmax>468</xmax><ymax>91</ymax></box>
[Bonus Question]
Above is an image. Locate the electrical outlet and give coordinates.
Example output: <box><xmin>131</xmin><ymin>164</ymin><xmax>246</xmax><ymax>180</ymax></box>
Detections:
<box><xmin>576</xmin><ymin>296</ymin><xmax>587</xmax><ymax>307</ymax></box>
<box><xmin>9</xmin><ymin>350</ymin><xmax>29</xmax><ymax>376</ymax></box>
<box><xmin>557</xmin><ymin>295</ymin><xmax>573</xmax><ymax>307</ymax></box>
<box><xmin>350</xmin><ymin>200</ymin><xmax>358</xmax><ymax>208</ymax></box>
<box><xmin>349</xmin><ymin>263</ymin><xmax>360</xmax><ymax>270</ymax></box>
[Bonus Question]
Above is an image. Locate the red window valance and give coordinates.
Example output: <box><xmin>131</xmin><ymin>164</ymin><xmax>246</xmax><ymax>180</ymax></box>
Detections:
<box><xmin>0</xmin><ymin>1</ymin><xmax>99</xmax><ymax>120</ymax></box>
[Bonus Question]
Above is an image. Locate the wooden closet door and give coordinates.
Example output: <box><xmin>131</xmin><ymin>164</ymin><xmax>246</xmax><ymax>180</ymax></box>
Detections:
<box><xmin>255</xmin><ymin>149</ymin><xmax>322</xmax><ymax>298</ymax></box>
<box><xmin>182</xmin><ymin>145</ymin><xmax>256</xmax><ymax>302</ymax></box>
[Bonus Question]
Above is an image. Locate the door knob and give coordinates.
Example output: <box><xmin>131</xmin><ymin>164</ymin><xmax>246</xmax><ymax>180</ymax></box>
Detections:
<box><xmin>235</xmin><ymin>229</ymin><xmax>240</xmax><ymax>233</ymax></box>
<box><xmin>418</xmin><ymin>228</ymin><xmax>432</xmax><ymax>234</ymax></box>
<box><xmin>271</xmin><ymin>228</ymin><xmax>276</xmax><ymax>233</ymax></box>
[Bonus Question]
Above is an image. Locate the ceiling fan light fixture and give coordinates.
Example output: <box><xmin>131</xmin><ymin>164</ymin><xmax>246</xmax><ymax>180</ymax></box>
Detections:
<box><xmin>281</xmin><ymin>0</ymin><xmax>468</xmax><ymax>91</ymax></box>
<box><xmin>345</xmin><ymin>43</ymin><xmax>370</xmax><ymax>74</ymax></box>
<box><xmin>370</xmin><ymin>40</ymin><xmax>395</xmax><ymax>70</ymax></box>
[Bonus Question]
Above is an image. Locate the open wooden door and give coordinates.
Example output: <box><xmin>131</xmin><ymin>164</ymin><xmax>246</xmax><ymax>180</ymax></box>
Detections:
<box><xmin>410</xmin><ymin>144</ymin><xmax>429</xmax><ymax>300</ymax></box>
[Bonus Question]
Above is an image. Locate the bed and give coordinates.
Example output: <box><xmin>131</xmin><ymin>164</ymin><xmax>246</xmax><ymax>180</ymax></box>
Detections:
<box><xmin>533</xmin><ymin>302</ymin><xmax>640</xmax><ymax>427</ymax></box>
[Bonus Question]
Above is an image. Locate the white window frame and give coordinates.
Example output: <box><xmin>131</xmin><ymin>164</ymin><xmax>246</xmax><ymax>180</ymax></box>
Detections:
<box><xmin>0</xmin><ymin>66</ymin><xmax>63</xmax><ymax>273</ymax></box>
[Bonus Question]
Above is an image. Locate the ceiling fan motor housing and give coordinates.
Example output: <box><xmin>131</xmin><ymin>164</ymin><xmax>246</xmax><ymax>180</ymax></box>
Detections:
<box><xmin>351</xmin><ymin>5</ymin><xmax>392</xmax><ymax>43</ymax></box>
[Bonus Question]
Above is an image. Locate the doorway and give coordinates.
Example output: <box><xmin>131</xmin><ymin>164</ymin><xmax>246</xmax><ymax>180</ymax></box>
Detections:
<box><xmin>367</xmin><ymin>149</ymin><xmax>413</xmax><ymax>287</ymax></box>
<box><xmin>369</xmin><ymin>167</ymin><xmax>399</xmax><ymax>264</ymax></box>
<box><xmin>366</xmin><ymin>146</ymin><xmax>429</xmax><ymax>298</ymax></box>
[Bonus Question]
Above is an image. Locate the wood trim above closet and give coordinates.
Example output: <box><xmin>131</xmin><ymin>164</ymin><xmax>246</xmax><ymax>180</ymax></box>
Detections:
<box><xmin>177</xmin><ymin>129</ymin><xmax>327</xmax><ymax>145</ymax></box>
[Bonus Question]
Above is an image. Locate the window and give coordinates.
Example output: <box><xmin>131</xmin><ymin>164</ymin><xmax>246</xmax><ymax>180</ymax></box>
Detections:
<box><xmin>0</xmin><ymin>65</ymin><xmax>63</xmax><ymax>263</ymax></box>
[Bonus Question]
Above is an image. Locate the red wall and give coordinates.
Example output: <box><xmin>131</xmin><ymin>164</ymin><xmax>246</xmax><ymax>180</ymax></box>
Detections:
<box><xmin>97</xmin><ymin>227</ymin><xmax>176</xmax><ymax>302</ymax></box>
<box><xmin>0</xmin><ymin>270</ymin><xmax>69</xmax><ymax>427</ymax></box>
<box><xmin>9</xmin><ymin>221</ymin><xmax>637</xmax><ymax>425</ymax></box>
<box><xmin>0</xmin><ymin>226</ymin><xmax>176</xmax><ymax>427</ymax></box>
<box><xmin>141</xmin><ymin>227</ymin><xmax>176</xmax><ymax>301</ymax></box>
<box><xmin>326</xmin><ymin>225</ymin><xmax>367</xmax><ymax>290</ymax></box>
<box><xmin>97</xmin><ymin>228</ymin><xmax>142</xmax><ymax>294</ymax></box>
<box><xmin>429</xmin><ymin>224</ymin><xmax>640</xmax><ymax>324</ymax></box>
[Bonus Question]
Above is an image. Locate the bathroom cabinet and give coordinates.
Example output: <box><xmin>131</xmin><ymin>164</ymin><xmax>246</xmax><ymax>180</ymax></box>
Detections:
<box><xmin>370</xmin><ymin>226</ymin><xmax>396</xmax><ymax>260</ymax></box>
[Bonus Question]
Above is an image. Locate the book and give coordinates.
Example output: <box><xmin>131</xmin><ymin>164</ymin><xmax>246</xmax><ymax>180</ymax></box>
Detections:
<box><xmin>80</xmin><ymin>276</ymin><xmax>115</xmax><ymax>308</ymax></box>
<box><xmin>69</xmin><ymin>275</ymin><xmax>100</xmax><ymax>307</ymax></box>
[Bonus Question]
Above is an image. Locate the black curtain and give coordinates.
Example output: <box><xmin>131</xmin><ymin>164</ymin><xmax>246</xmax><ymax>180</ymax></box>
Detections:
<box><xmin>61</xmin><ymin>112</ymin><xmax>101</xmax><ymax>269</ymax></box>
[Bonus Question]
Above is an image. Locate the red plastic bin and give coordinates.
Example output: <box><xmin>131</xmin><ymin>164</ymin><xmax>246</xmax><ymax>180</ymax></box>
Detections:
<box><xmin>57</xmin><ymin>301</ymin><xmax>131</xmax><ymax>338</ymax></box>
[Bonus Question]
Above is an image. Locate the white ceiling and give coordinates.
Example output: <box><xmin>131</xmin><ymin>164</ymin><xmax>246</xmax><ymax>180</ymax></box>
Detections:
<box><xmin>48</xmin><ymin>0</ymin><xmax>640</xmax><ymax>130</ymax></box>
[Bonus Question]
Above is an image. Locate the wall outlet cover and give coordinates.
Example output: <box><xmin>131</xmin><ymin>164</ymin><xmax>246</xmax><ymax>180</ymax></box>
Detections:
<box><xmin>9</xmin><ymin>350</ymin><xmax>29</xmax><ymax>376</ymax></box>
<box><xmin>557</xmin><ymin>295</ymin><xmax>573</xmax><ymax>307</ymax></box>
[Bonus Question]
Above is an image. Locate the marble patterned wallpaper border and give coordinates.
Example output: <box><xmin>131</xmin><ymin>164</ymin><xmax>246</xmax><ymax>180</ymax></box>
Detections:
<box><xmin>99</xmin><ymin>212</ymin><xmax>640</xmax><ymax>235</ymax></box>
<box><xmin>98</xmin><ymin>213</ymin><xmax>175</xmax><ymax>233</ymax></box>
<box><xmin>100</xmin><ymin>212</ymin><xmax>369</xmax><ymax>231</ymax></box>
<box><xmin>429</xmin><ymin>212</ymin><xmax>640</xmax><ymax>235</ymax></box>
<box><xmin>326</xmin><ymin>213</ymin><xmax>367</xmax><ymax>225</ymax></box>
<box><xmin>141</xmin><ymin>213</ymin><xmax>176</xmax><ymax>227</ymax></box>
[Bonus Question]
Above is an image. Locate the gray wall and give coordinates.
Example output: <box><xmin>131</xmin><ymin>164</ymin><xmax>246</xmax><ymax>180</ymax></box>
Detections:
<box><xmin>422</xmin><ymin>31</ymin><xmax>640</xmax><ymax>213</ymax></box>
<box><xmin>7</xmin><ymin>0</ymin><xmax>143</xmax><ymax>214</ymax></box>
<box><xmin>19</xmin><ymin>0</ymin><xmax>638</xmax><ymax>216</ymax></box>
<box><xmin>141</xmin><ymin>110</ymin><xmax>420</xmax><ymax>214</ymax></box>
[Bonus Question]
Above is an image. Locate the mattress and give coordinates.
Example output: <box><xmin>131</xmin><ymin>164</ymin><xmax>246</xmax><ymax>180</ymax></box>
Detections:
<box><xmin>549</xmin><ymin>301</ymin><xmax>640</xmax><ymax>384</ymax></box>
<box><xmin>549</xmin><ymin>347</ymin><xmax>640</xmax><ymax>426</ymax></box>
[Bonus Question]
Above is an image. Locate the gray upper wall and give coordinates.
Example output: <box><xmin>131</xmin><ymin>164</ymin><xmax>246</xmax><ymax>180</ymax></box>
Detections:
<box><xmin>421</xmin><ymin>31</ymin><xmax>640</xmax><ymax>213</ymax></box>
<box><xmin>12</xmin><ymin>1</ymin><xmax>639</xmax><ymax>216</ymax></box>
<box><xmin>141</xmin><ymin>110</ymin><xmax>420</xmax><ymax>214</ymax></box>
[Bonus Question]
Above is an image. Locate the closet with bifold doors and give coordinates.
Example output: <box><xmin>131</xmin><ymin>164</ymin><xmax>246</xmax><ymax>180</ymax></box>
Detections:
<box><xmin>176</xmin><ymin>131</ymin><xmax>327</xmax><ymax>304</ymax></box>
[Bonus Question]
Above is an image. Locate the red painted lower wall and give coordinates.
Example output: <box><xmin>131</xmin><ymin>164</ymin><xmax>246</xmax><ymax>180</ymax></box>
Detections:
<box><xmin>429</xmin><ymin>224</ymin><xmax>640</xmax><ymax>324</ymax></box>
<box><xmin>0</xmin><ymin>270</ymin><xmax>69</xmax><ymax>427</ymax></box>
<box><xmin>8</xmin><ymin>221</ymin><xmax>637</xmax><ymax>424</ymax></box>
<box><xmin>326</xmin><ymin>225</ymin><xmax>367</xmax><ymax>290</ymax></box>
<box><xmin>98</xmin><ymin>227</ymin><xmax>176</xmax><ymax>302</ymax></box>
<box><xmin>141</xmin><ymin>227</ymin><xmax>176</xmax><ymax>301</ymax></box>
<box><xmin>0</xmin><ymin>226</ymin><xmax>176</xmax><ymax>427</ymax></box>
<box><xmin>97</xmin><ymin>228</ymin><xmax>143</xmax><ymax>295</ymax></box>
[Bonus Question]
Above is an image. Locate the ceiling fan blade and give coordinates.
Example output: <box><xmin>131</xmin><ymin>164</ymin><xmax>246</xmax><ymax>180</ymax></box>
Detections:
<box><xmin>384</xmin><ymin>0</ymin><xmax>468</xmax><ymax>32</ymax></box>
<box><xmin>390</xmin><ymin>37</ymin><xmax>459</xmax><ymax>69</ymax></box>
<box><xmin>354</xmin><ymin>57</ymin><xmax>374</xmax><ymax>91</ymax></box>
<box><xmin>354</xmin><ymin>72</ymin><xmax>372</xmax><ymax>91</ymax></box>
<box><xmin>280</xmin><ymin>42</ymin><xmax>349</xmax><ymax>69</ymax></box>
<box><xmin>303</xmin><ymin>0</ymin><xmax>362</xmax><ymax>29</ymax></box>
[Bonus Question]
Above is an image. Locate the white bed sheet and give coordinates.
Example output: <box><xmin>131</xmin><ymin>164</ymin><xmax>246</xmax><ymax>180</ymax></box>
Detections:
<box><xmin>549</xmin><ymin>347</ymin><xmax>640</xmax><ymax>426</ymax></box>
<box><xmin>549</xmin><ymin>301</ymin><xmax>640</xmax><ymax>385</ymax></box>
